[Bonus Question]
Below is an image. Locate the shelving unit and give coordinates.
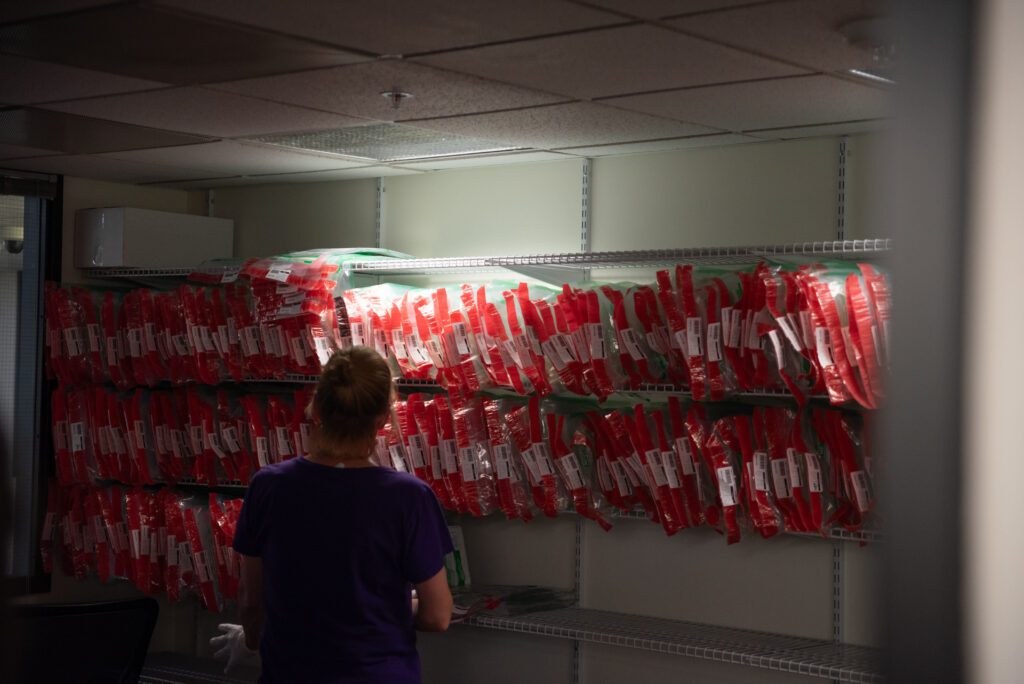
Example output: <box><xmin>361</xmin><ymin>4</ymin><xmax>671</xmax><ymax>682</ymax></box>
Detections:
<box><xmin>464</xmin><ymin>607</ymin><xmax>883</xmax><ymax>683</ymax></box>
<box><xmin>79</xmin><ymin>240</ymin><xmax>887</xmax><ymax>683</ymax></box>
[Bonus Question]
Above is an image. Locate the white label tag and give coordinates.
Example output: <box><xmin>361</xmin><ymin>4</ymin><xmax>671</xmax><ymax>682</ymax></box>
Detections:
<box><xmin>407</xmin><ymin>435</ymin><xmax>427</xmax><ymax>469</ymax></box>
<box><xmin>645</xmin><ymin>450</ymin><xmax>668</xmax><ymax>487</ymax></box>
<box><xmin>672</xmin><ymin>328</ymin><xmax>687</xmax><ymax>353</ymax></box>
<box><xmin>541</xmin><ymin>338</ymin><xmax>569</xmax><ymax>371</ymax></box>
<box><xmin>716</xmin><ymin>466</ymin><xmax>737</xmax><ymax>507</ymax></box>
<box><xmin>805</xmin><ymin>452</ymin><xmax>823</xmax><ymax>493</ymax></box>
<box><xmin>391</xmin><ymin>329</ymin><xmax>408</xmax><ymax>360</ymax></box>
<box><xmin>519</xmin><ymin>447</ymin><xmax>541</xmax><ymax>482</ymax></box>
<box><xmin>645</xmin><ymin>330</ymin><xmax>665</xmax><ymax>355</ymax></box>
<box><xmin>275</xmin><ymin>427</ymin><xmax>291</xmax><ymax>455</ymax></box>
<box><xmin>786</xmin><ymin>448</ymin><xmax>804</xmax><ymax>488</ymax></box>
<box><xmin>815</xmin><ymin>327</ymin><xmax>835</xmax><ymax>368</ymax></box>
<box><xmin>753</xmin><ymin>451</ymin><xmax>770</xmax><ymax>492</ymax></box>
<box><xmin>772</xmin><ymin>458</ymin><xmax>792</xmax><ymax>499</ymax></box>
<box><xmin>662</xmin><ymin>450</ymin><xmax>681</xmax><ymax>488</ymax></box>
<box><xmin>493</xmin><ymin>443</ymin><xmax>513</xmax><ymax>480</ymax></box>
<box><xmin>571</xmin><ymin>327</ymin><xmax>590</xmax><ymax>363</ymax></box>
<box><xmin>167</xmin><ymin>535</ymin><xmax>178</xmax><ymax>567</ymax></box>
<box><xmin>86</xmin><ymin>324</ymin><xmax>101</xmax><ymax>354</ymax></box>
<box><xmin>133</xmin><ymin>419</ymin><xmax>147</xmax><ymax>449</ymax></box>
<box><xmin>222</xmin><ymin>426</ymin><xmax>241</xmax><ymax>453</ymax></box>
<box><xmin>841</xmin><ymin>327</ymin><xmax>859</xmax><ymax>368</ymax></box>
<box><xmin>851</xmin><ymin>470</ymin><xmax>871</xmax><ymax>512</ymax></box>
<box><xmin>533</xmin><ymin>442</ymin><xmax>555</xmax><ymax>477</ymax></box>
<box><xmin>64</xmin><ymin>327</ymin><xmax>84</xmax><ymax>357</ymax></box>
<box><xmin>728</xmin><ymin>309</ymin><xmax>743</xmax><ymax>349</ymax></box>
<box><xmin>389</xmin><ymin>444</ymin><xmax>408</xmax><ymax>472</ymax></box>
<box><xmin>721</xmin><ymin>307</ymin><xmax>733</xmax><ymax>345</ymax></box>
<box><xmin>686</xmin><ymin>317</ymin><xmax>703</xmax><ymax>357</ymax></box>
<box><xmin>707</xmin><ymin>322</ymin><xmax>723</xmax><ymax>363</ymax></box>
<box><xmin>620</xmin><ymin>328</ymin><xmax>646</xmax><ymax>361</ymax></box>
<box><xmin>452</xmin><ymin>322</ymin><xmax>472</xmax><ymax>356</ymax></box>
<box><xmin>266</xmin><ymin>264</ymin><xmax>290</xmax><ymax>282</ymax></box>
<box><xmin>674</xmin><ymin>437</ymin><xmax>696</xmax><ymax>476</ymax></box>
<box><xmin>143</xmin><ymin>322</ymin><xmax>157</xmax><ymax>352</ymax></box>
<box><xmin>208</xmin><ymin>432</ymin><xmax>227</xmax><ymax>460</ymax></box>
<box><xmin>128</xmin><ymin>328</ymin><xmax>143</xmax><ymax>358</ymax></box>
<box><xmin>586</xmin><ymin>323</ymin><xmax>606</xmax><ymax>360</ymax></box>
<box><xmin>560</xmin><ymin>453</ymin><xmax>586</xmax><ymax>490</ymax></box>
<box><xmin>430</xmin><ymin>446</ymin><xmax>443</xmax><ymax>479</ymax></box>
<box><xmin>290</xmin><ymin>336</ymin><xmax>306</xmax><ymax>365</ymax></box>
<box><xmin>70</xmin><ymin>421</ymin><xmax>86</xmax><ymax>453</ymax></box>
<box><xmin>255</xmin><ymin>436</ymin><xmax>269</xmax><ymax>466</ymax></box>
<box><xmin>459</xmin><ymin>447</ymin><xmax>478</xmax><ymax>482</ymax></box>
<box><xmin>610</xmin><ymin>460</ymin><xmax>631</xmax><ymax>496</ymax></box>
<box><xmin>439</xmin><ymin>439</ymin><xmax>458</xmax><ymax>475</ymax></box>
<box><xmin>106</xmin><ymin>336</ymin><xmax>118</xmax><ymax>365</ymax></box>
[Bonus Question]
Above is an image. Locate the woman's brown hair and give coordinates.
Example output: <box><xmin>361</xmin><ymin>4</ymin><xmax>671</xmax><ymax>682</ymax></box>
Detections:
<box><xmin>313</xmin><ymin>346</ymin><xmax>392</xmax><ymax>447</ymax></box>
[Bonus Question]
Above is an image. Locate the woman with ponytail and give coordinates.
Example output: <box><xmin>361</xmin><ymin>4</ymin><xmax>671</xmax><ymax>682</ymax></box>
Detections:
<box><xmin>213</xmin><ymin>347</ymin><xmax>453</xmax><ymax>683</ymax></box>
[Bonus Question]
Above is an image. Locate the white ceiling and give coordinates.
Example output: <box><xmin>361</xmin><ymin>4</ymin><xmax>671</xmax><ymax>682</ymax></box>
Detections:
<box><xmin>0</xmin><ymin>0</ymin><xmax>892</xmax><ymax>188</ymax></box>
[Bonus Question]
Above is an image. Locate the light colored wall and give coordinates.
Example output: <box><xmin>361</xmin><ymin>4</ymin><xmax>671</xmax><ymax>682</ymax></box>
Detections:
<box><xmin>61</xmin><ymin>177</ymin><xmax>207</xmax><ymax>283</ymax></box>
<box><xmin>590</xmin><ymin>138</ymin><xmax>840</xmax><ymax>250</ymax></box>
<box><xmin>210</xmin><ymin>178</ymin><xmax>377</xmax><ymax>258</ymax></box>
<box><xmin>965</xmin><ymin>0</ymin><xmax>1024</xmax><ymax>681</ymax></box>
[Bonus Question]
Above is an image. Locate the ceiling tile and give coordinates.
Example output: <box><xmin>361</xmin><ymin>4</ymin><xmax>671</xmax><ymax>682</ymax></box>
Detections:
<box><xmin>157</xmin><ymin>0</ymin><xmax>622</xmax><ymax>56</ymax></box>
<box><xmin>0</xmin><ymin>54</ymin><xmax>165</xmax><ymax>105</ymax></box>
<box><xmin>395</xmin><ymin>150</ymin><xmax>579</xmax><ymax>170</ymax></box>
<box><xmin>605</xmin><ymin>75</ymin><xmax>891</xmax><ymax>132</ymax></box>
<box><xmin>0</xmin><ymin>3</ymin><xmax>366</xmax><ymax>85</ymax></box>
<box><xmin>669</xmin><ymin>0</ymin><xmax>889</xmax><ymax>72</ymax></box>
<box><xmin>0</xmin><ymin>143</ymin><xmax>62</xmax><ymax>160</ymax></box>
<box><xmin>213</xmin><ymin>60</ymin><xmax>566</xmax><ymax>122</ymax></box>
<box><xmin>101</xmin><ymin>141</ymin><xmax>369</xmax><ymax>177</ymax></box>
<box><xmin>408</xmin><ymin>102</ymin><xmax>715</xmax><ymax>149</ymax></box>
<box><xmin>580</xmin><ymin>1</ymin><xmax>769</xmax><ymax>20</ymax></box>
<box><xmin>40</xmin><ymin>87</ymin><xmax>369</xmax><ymax>138</ymax></box>
<box><xmin>418</xmin><ymin>24</ymin><xmax>804</xmax><ymax>100</ymax></box>
<box><xmin>746</xmin><ymin>119</ymin><xmax>889</xmax><ymax>140</ymax></box>
<box><xmin>553</xmin><ymin>133</ymin><xmax>759</xmax><ymax>156</ymax></box>
<box><xmin>0</xmin><ymin>154</ymin><xmax>223</xmax><ymax>184</ymax></box>
<box><xmin>0</xmin><ymin>108</ymin><xmax>210</xmax><ymax>154</ymax></box>
<box><xmin>0</xmin><ymin>0</ymin><xmax>114</xmax><ymax>25</ymax></box>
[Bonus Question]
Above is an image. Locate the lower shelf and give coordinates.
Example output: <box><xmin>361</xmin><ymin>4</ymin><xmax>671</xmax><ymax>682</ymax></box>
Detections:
<box><xmin>464</xmin><ymin>607</ymin><xmax>884</xmax><ymax>683</ymax></box>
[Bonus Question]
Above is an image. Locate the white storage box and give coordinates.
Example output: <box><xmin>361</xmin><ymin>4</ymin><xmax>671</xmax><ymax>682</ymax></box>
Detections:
<box><xmin>74</xmin><ymin>207</ymin><xmax>233</xmax><ymax>269</ymax></box>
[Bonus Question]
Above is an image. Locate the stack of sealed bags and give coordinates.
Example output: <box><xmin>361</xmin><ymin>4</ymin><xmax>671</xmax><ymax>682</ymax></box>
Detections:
<box><xmin>50</xmin><ymin>386</ymin><xmax>314</xmax><ymax>487</ymax></box>
<box><xmin>339</xmin><ymin>260</ymin><xmax>890</xmax><ymax>408</ymax></box>
<box><xmin>44</xmin><ymin>249</ymin><xmax>410</xmax><ymax>385</ymax></box>
<box><xmin>40</xmin><ymin>481</ymin><xmax>242</xmax><ymax>614</ymax></box>
<box><xmin>379</xmin><ymin>393</ymin><xmax>877</xmax><ymax>542</ymax></box>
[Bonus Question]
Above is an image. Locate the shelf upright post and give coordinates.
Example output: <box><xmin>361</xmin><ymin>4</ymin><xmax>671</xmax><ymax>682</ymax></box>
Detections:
<box><xmin>836</xmin><ymin>137</ymin><xmax>848</xmax><ymax>241</ymax></box>
<box><xmin>580</xmin><ymin>159</ymin><xmax>592</xmax><ymax>282</ymax></box>
<box><xmin>572</xmin><ymin>517</ymin><xmax>583</xmax><ymax>684</ymax></box>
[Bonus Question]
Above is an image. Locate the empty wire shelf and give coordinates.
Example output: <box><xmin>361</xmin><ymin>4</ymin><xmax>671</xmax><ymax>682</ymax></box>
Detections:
<box><xmin>464</xmin><ymin>607</ymin><xmax>884</xmax><ymax>683</ymax></box>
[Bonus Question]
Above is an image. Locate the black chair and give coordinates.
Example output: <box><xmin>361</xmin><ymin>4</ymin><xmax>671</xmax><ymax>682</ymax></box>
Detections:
<box><xmin>9</xmin><ymin>597</ymin><xmax>159</xmax><ymax>684</ymax></box>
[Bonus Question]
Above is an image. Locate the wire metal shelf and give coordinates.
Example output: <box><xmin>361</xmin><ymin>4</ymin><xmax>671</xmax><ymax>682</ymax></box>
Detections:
<box><xmin>85</xmin><ymin>267</ymin><xmax>194</xmax><ymax>278</ymax></box>
<box><xmin>345</xmin><ymin>239</ymin><xmax>891</xmax><ymax>274</ymax></box>
<box><xmin>464</xmin><ymin>607</ymin><xmax>884</xmax><ymax>683</ymax></box>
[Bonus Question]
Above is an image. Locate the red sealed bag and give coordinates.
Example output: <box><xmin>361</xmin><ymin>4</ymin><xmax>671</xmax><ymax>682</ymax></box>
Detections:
<box><xmin>505</xmin><ymin>397</ymin><xmax>563</xmax><ymax>518</ymax></box>
<box><xmin>546</xmin><ymin>410</ymin><xmax>611</xmax><ymax>530</ymax></box>
<box><xmin>452</xmin><ymin>399</ymin><xmax>498</xmax><ymax>517</ymax></box>
<box><xmin>733</xmin><ymin>414</ymin><xmax>781</xmax><ymax>539</ymax></box>
<box><xmin>183</xmin><ymin>497</ymin><xmax>221</xmax><ymax>613</ymax></box>
<box><xmin>704</xmin><ymin>418</ymin><xmax>742</xmax><ymax>545</ymax></box>
<box><xmin>482</xmin><ymin>398</ymin><xmax>533</xmax><ymax>522</ymax></box>
<box><xmin>623</xmin><ymin>406</ymin><xmax>681</xmax><ymax>536</ymax></box>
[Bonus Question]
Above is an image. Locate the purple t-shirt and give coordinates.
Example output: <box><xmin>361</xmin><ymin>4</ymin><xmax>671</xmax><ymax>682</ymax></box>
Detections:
<box><xmin>233</xmin><ymin>457</ymin><xmax>453</xmax><ymax>684</ymax></box>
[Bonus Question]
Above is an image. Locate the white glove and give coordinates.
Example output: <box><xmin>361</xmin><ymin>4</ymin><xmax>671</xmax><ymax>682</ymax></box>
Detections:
<box><xmin>210</xmin><ymin>623</ymin><xmax>259</xmax><ymax>674</ymax></box>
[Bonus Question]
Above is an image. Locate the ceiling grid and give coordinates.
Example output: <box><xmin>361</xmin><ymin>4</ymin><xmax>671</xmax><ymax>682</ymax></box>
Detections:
<box><xmin>0</xmin><ymin>0</ymin><xmax>892</xmax><ymax>187</ymax></box>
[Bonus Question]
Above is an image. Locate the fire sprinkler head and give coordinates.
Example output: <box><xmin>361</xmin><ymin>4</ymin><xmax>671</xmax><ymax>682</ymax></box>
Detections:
<box><xmin>380</xmin><ymin>89</ymin><xmax>414</xmax><ymax>110</ymax></box>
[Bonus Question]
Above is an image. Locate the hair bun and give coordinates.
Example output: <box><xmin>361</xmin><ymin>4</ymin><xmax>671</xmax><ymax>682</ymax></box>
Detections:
<box><xmin>325</xmin><ymin>352</ymin><xmax>353</xmax><ymax>385</ymax></box>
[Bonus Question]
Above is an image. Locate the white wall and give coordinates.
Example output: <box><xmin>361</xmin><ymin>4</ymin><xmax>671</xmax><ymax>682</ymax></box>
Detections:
<box><xmin>965</xmin><ymin>0</ymin><xmax>1024</xmax><ymax>681</ymax></box>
